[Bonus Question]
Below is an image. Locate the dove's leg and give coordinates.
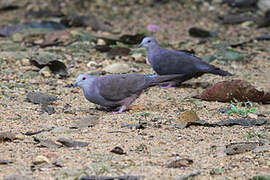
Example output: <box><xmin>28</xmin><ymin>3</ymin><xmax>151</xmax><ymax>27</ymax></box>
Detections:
<box><xmin>161</xmin><ymin>83</ymin><xmax>173</xmax><ymax>88</ymax></box>
<box><xmin>161</xmin><ymin>80</ymin><xmax>181</xmax><ymax>88</ymax></box>
<box><xmin>112</xmin><ymin>105</ymin><xmax>128</xmax><ymax>114</ymax></box>
<box><xmin>112</xmin><ymin>93</ymin><xmax>141</xmax><ymax>114</ymax></box>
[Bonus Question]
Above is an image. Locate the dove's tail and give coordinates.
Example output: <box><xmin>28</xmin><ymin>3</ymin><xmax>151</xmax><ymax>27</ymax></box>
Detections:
<box><xmin>209</xmin><ymin>68</ymin><xmax>233</xmax><ymax>76</ymax></box>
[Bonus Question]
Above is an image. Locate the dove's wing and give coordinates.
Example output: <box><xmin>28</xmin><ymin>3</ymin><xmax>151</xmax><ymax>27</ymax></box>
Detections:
<box><xmin>97</xmin><ymin>74</ymin><xmax>151</xmax><ymax>102</ymax></box>
<box><xmin>151</xmin><ymin>48</ymin><xmax>215</xmax><ymax>75</ymax></box>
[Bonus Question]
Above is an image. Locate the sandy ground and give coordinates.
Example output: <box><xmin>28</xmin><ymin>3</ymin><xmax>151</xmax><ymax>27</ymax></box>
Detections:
<box><xmin>0</xmin><ymin>0</ymin><xmax>270</xmax><ymax>179</ymax></box>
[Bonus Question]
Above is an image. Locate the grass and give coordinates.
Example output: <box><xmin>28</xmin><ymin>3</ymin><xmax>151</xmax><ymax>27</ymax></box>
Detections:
<box><xmin>246</xmin><ymin>131</ymin><xmax>267</xmax><ymax>139</ymax></box>
<box><xmin>210</xmin><ymin>168</ymin><xmax>224</xmax><ymax>175</ymax></box>
<box><xmin>226</xmin><ymin>103</ymin><xmax>257</xmax><ymax>117</ymax></box>
<box><xmin>136</xmin><ymin>111</ymin><xmax>151</xmax><ymax>119</ymax></box>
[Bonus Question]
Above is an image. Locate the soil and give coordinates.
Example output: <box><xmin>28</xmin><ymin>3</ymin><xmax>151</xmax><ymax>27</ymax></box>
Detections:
<box><xmin>0</xmin><ymin>0</ymin><xmax>270</xmax><ymax>179</ymax></box>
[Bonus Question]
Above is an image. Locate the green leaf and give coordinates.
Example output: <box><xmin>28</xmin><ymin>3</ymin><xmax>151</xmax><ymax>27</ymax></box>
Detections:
<box><xmin>248</xmin><ymin>108</ymin><xmax>257</xmax><ymax>113</ymax></box>
<box><xmin>231</xmin><ymin>104</ymin><xmax>238</xmax><ymax>111</ymax></box>
<box><xmin>210</xmin><ymin>168</ymin><xmax>224</xmax><ymax>175</ymax></box>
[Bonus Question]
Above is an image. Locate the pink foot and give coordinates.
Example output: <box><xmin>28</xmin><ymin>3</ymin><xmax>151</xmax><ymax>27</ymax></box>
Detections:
<box><xmin>161</xmin><ymin>84</ymin><xmax>173</xmax><ymax>88</ymax></box>
<box><xmin>111</xmin><ymin>106</ymin><xmax>126</xmax><ymax>114</ymax></box>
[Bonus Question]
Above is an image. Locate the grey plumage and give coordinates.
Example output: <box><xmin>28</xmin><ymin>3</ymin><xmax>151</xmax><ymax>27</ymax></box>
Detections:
<box><xmin>74</xmin><ymin>73</ymin><xmax>187</xmax><ymax>113</ymax></box>
<box><xmin>138</xmin><ymin>37</ymin><xmax>232</xmax><ymax>87</ymax></box>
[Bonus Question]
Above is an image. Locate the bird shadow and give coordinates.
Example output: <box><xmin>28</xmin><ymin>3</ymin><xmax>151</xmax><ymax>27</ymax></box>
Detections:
<box><xmin>95</xmin><ymin>105</ymin><xmax>118</xmax><ymax>112</ymax></box>
<box><xmin>177</xmin><ymin>82</ymin><xmax>212</xmax><ymax>89</ymax></box>
<box><xmin>160</xmin><ymin>81</ymin><xmax>212</xmax><ymax>89</ymax></box>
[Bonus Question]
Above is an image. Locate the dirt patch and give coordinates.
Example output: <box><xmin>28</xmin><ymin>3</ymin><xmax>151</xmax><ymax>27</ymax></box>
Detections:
<box><xmin>0</xmin><ymin>0</ymin><xmax>270</xmax><ymax>179</ymax></box>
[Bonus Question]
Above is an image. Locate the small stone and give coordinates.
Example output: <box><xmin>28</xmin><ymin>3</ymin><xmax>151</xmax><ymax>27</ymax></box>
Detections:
<box><xmin>247</xmin><ymin>113</ymin><xmax>258</xmax><ymax>119</ymax></box>
<box><xmin>51</xmin><ymin>127</ymin><xmax>72</xmax><ymax>134</ymax></box>
<box><xmin>43</xmin><ymin>152</ymin><xmax>59</xmax><ymax>159</ymax></box>
<box><xmin>70</xmin><ymin>30</ymin><xmax>80</xmax><ymax>36</ymax></box>
<box><xmin>176</xmin><ymin>110</ymin><xmax>200</xmax><ymax>129</ymax></box>
<box><xmin>11</xmin><ymin>33</ymin><xmax>23</xmax><ymax>42</ymax></box>
<box><xmin>241</xmin><ymin>21</ymin><xmax>254</xmax><ymax>28</ymax></box>
<box><xmin>34</xmin><ymin>38</ymin><xmax>44</xmax><ymax>45</ymax></box>
<box><xmin>103</xmin><ymin>63</ymin><xmax>130</xmax><ymax>74</ymax></box>
<box><xmin>57</xmin><ymin>137</ymin><xmax>89</xmax><ymax>147</ymax></box>
<box><xmin>26</xmin><ymin>92</ymin><xmax>58</xmax><ymax>105</ymax></box>
<box><xmin>87</xmin><ymin>61</ymin><xmax>98</xmax><ymax>68</ymax></box>
<box><xmin>70</xmin><ymin>115</ymin><xmax>99</xmax><ymax>129</ymax></box>
<box><xmin>21</xmin><ymin>58</ymin><xmax>30</xmax><ymax>66</ymax></box>
<box><xmin>167</xmin><ymin>158</ymin><xmax>193</xmax><ymax>168</ymax></box>
<box><xmin>97</xmin><ymin>38</ymin><xmax>106</xmax><ymax>45</ymax></box>
<box><xmin>131</xmin><ymin>53</ymin><xmax>146</xmax><ymax>63</ymax></box>
<box><xmin>41</xmin><ymin>104</ymin><xmax>55</xmax><ymax>115</ymax></box>
<box><xmin>100</xmin><ymin>31</ymin><xmax>111</xmax><ymax>36</ymax></box>
<box><xmin>39</xmin><ymin>66</ymin><xmax>52</xmax><ymax>77</ymax></box>
<box><xmin>30</xmin><ymin>52</ymin><xmax>68</xmax><ymax>77</ymax></box>
<box><xmin>258</xmin><ymin>0</ymin><xmax>270</xmax><ymax>13</ymax></box>
<box><xmin>107</xmin><ymin>47</ymin><xmax>131</xmax><ymax>58</ymax></box>
<box><xmin>33</xmin><ymin>155</ymin><xmax>50</xmax><ymax>165</ymax></box>
<box><xmin>0</xmin><ymin>132</ymin><xmax>17</xmax><ymax>142</ymax></box>
<box><xmin>35</xmin><ymin>138</ymin><xmax>62</xmax><ymax>148</ymax></box>
<box><xmin>0</xmin><ymin>160</ymin><xmax>12</xmax><ymax>165</ymax></box>
<box><xmin>15</xmin><ymin>134</ymin><xmax>24</xmax><ymax>141</ymax></box>
<box><xmin>110</xmin><ymin>146</ymin><xmax>126</xmax><ymax>155</ymax></box>
<box><xmin>225</xmin><ymin>142</ymin><xmax>259</xmax><ymax>155</ymax></box>
<box><xmin>121</xmin><ymin>122</ymin><xmax>146</xmax><ymax>130</ymax></box>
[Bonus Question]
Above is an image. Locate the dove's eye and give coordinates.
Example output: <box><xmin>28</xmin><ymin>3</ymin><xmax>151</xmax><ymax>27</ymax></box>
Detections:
<box><xmin>147</xmin><ymin>40</ymin><xmax>151</xmax><ymax>43</ymax></box>
<box><xmin>82</xmin><ymin>77</ymin><xmax>86</xmax><ymax>80</ymax></box>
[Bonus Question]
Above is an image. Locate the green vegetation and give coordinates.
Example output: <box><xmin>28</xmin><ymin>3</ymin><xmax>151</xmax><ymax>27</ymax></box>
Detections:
<box><xmin>226</xmin><ymin>103</ymin><xmax>257</xmax><ymax>117</ymax></box>
<box><xmin>136</xmin><ymin>111</ymin><xmax>151</xmax><ymax>119</ymax></box>
<box><xmin>246</xmin><ymin>131</ymin><xmax>267</xmax><ymax>139</ymax></box>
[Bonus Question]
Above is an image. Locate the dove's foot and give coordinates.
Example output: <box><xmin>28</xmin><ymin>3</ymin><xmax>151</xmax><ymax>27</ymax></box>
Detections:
<box><xmin>161</xmin><ymin>80</ymin><xmax>184</xmax><ymax>88</ymax></box>
<box><xmin>161</xmin><ymin>83</ymin><xmax>173</xmax><ymax>88</ymax></box>
<box><xmin>111</xmin><ymin>105</ymin><xmax>127</xmax><ymax>114</ymax></box>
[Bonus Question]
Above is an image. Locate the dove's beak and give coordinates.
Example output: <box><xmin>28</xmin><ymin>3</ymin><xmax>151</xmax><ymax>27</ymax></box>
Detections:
<box><xmin>137</xmin><ymin>43</ymin><xmax>143</xmax><ymax>48</ymax></box>
<box><xmin>73</xmin><ymin>82</ymin><xmax>78</xmax><ymax>88</ymax></box>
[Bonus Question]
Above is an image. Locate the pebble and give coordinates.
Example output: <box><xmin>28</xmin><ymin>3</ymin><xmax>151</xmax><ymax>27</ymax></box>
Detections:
<box><xmin>103</xmin><ymin>63</ymin><xmax>130</xmax><ymax>74</ymax></box>
<box><xmin>241</xmin><ymin>21</ymin><xmax>254</xmax><ymax>29</ymax></box>
<box><xmin>21</xmin><ymin>58</ymin><xmax>30</xmax><ymax>66</ymax></box>
<box><xmin>97</xmin><ymin>39</ymin><xmax>106</xmax><ymax>45</ymax></box>
<box><xmin>15</xmin><ymin>134</ymin><xmax>25</xmax><ymax>141</ymax></box>
<box><xmin>39</xmin><ymin>66</ymin><xmax>52</xmax><ymax>77</ymax></box>
<box><xmin>176</xmin><ymin>110</ymin><xmax>199</xmax><ymax>129</ymax></box>
<box><xmin>51</xmin><ymin>127</ymin><xmax>72</xmax><ymax>134</ymax></box>
<box><xmin>87</xmin><ymin>61</ymin><xmax>98</xmax><ymax>68</ymax></box>
<box><xmin>258</xmin><ymin>0</ymin><xmax>270</xmax><ymax>13</ymax></box>
<box><xmin>247</xmin><ymin>113</ymin><xmax>258</xmax><ymax>119</ymax></box>
<box><xmin>131</xmin><ymin>53</ymin><xmax>146</xmax><ymax>63</ymax></box>
<box><xmin>33</xmin><ymin>155</ymin><xmax>50</xmax><ymax>165</ymax></box>
<box><xmin>11</xmin><ymin>33</ymin><xmax>23</xmax><ymax>42</ymax></box>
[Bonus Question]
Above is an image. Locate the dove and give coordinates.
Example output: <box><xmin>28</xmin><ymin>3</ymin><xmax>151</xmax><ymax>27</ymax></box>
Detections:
<box><xmin>138</xmin><ymin>37</ymin><xmax>232</xmax><ymax>88</ymax></box>
<box><xmin>74</xmin><ymin>73</ymin><xmax>187</xmax><ymax>113</ymax></box>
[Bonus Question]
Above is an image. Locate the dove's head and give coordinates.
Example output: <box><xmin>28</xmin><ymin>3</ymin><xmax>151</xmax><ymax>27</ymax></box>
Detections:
<box><xmin>138</xmin><ymin>37</ymin><xmax>159</xmax><ymax>50</ymax></box>
<box><xmin>73</xmin><ymin>74</ymin><xmax>93</xmax><ymax>88</ymax></box>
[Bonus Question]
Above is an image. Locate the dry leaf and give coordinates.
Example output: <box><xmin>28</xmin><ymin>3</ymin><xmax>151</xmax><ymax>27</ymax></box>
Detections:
<box><xmin>197</xmin><ymin>80</ymin><xmax>270</xmax><ymax>103</ymax></box>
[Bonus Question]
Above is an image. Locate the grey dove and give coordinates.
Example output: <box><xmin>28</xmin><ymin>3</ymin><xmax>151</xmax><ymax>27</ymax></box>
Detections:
<box><xmin>74</xmin><ymin>73</ymin><xmax>187</xmax><ymax>113</ymax></box>
<box><xmin>138</xmin><ymin>37</ymin><xmax>232</xmax><ymax>88</ymax></box>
